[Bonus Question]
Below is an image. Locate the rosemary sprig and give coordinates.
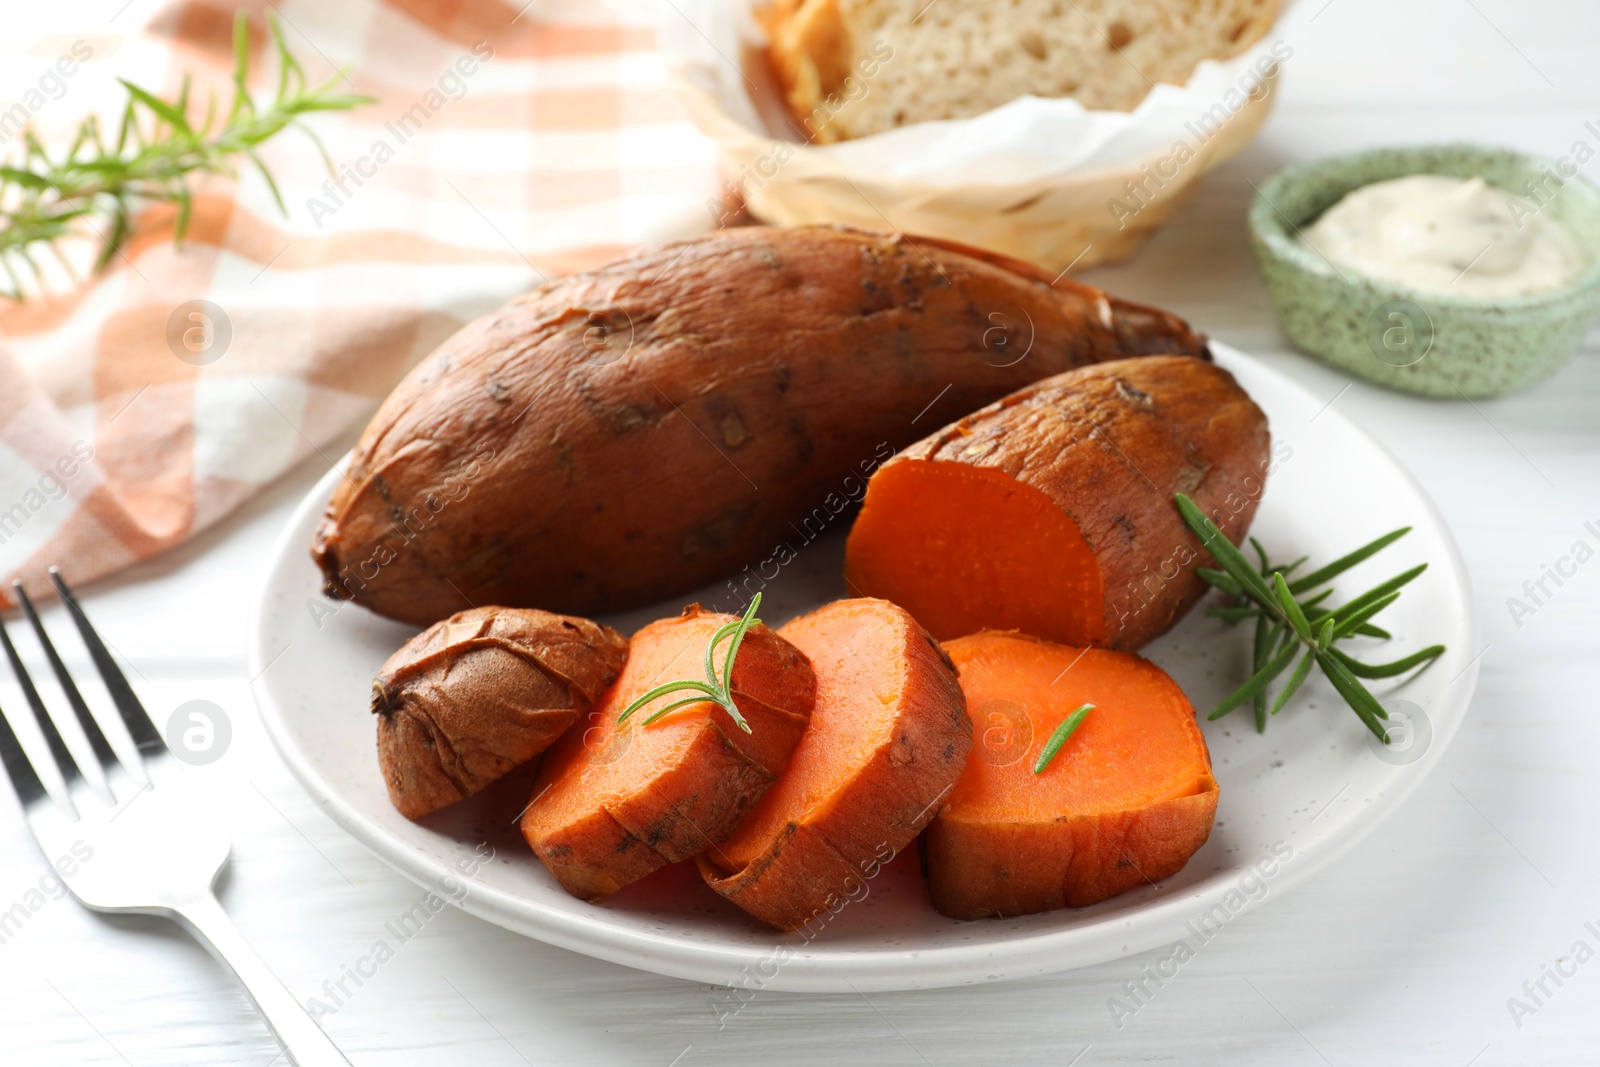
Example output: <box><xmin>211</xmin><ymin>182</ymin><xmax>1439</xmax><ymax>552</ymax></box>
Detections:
<box><xmin>0</xmin><ymin>12</ymin><xmax>371</xmax><ymax>298</ymax></box>
<box><xmin>616</xmin><ymin>593</ymin><xmax>764</xmax><ymax>734</ymax></box>
<box><xmin>1175</xmin><ymin>493</ymin><xmax>1445</xmax><ymax>743</ymax></box>
<box><xmin>1032</xmin><ymin>703</ymin><xmax>1092</xmax><ymax>775</ymax></box>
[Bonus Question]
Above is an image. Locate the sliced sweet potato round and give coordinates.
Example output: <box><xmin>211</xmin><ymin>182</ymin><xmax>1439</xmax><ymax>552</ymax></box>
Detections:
<box><xmin>520</xmin><ymin>605</ymin><xmax>815</xmax><ymax>900</ymax></box>
<box><xmin>698</xmin><ymin>598</ymin><xmax>970</xmax><ymax>930</ymax></box>
<box><xmin>372</xmin><ymin>607</ymin><xmax>627</xmax><ymax>820</ymax></box>
<box><xmin>844</xmin><ymin>355</ymin><xmax>1271</xmax><ymax>650</ymax></box>
<box><xmin>926</xmin><ymin>630</ymin><xmax>1218</xmax><ymax>920</ymax></box>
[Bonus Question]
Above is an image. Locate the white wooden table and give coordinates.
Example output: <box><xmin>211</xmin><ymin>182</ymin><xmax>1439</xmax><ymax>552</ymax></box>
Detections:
<box><xmin>3</xmin><ymin>1</ymin><xmax>1598</xmax><ymax>1063</ymax></box>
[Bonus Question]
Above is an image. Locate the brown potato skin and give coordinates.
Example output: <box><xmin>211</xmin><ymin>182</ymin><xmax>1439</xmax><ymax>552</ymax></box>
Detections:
<box><xmin>520</xmin><ymin>606</ymin><xmax>816</xmax><ymax>900</ymax></box>
<box><xmin>311</xmin><ymin>225</ymin><xmax>1210</xmax><ymax>625</ymax></box>
<box><xmin>850</xmin><ymin>356</ymin><xmax>1272</xmax><ymax>650</ymax></box>
<box><xmin>697</xmin><ymin>598</ymin><xmax>970</xmax><ymax>931</ymax></box>
<box><xmin>372</xmin><ymin>607</ymin><xmax>627</xmax><ymax>820</ymax></box>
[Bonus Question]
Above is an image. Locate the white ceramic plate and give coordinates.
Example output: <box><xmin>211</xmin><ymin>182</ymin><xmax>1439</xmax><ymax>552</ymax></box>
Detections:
<box><xmin>249</xmin><ymin>343</ymin><xmax>1478</xmax><ymax>992</ymax></box>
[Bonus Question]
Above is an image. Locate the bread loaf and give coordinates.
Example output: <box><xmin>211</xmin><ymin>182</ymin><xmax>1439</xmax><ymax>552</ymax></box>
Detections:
<box><xmin>765</xmin><ymin>0</ymin><xmax>1278</xmax><ymax>142</ymax></box>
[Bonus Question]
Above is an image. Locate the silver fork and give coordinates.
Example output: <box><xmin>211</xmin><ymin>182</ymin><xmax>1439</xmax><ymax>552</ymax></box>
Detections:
<box><xmin>0</xmin><ymin>569</ymin><xmax>350</xmax><ymax>1067</ymax></box>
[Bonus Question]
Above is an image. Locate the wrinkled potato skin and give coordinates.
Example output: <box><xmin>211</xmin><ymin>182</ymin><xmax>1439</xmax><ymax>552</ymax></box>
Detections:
<box><xmin>882</xmin><ymin>356</ymin><xmax>1272</xmax><ymax>650</ymax></box>
<box><xmin>373</xmin><ymin>606</ymin><xmax>627</xmax><ymax>820</ymax></box>
<box><xmin>312</xmin><ymin>225</ymin><xmax>1209</xmax><ymax>625</ymax></box>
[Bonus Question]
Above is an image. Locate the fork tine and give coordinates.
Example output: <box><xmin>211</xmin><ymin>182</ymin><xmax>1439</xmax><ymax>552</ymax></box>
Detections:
<box><xmin>0</xmin><ymin>615</ymin><xmax>85</xmax><ymax>798</ymax></box>
<box><xmin>0</xmin><ymin>691</ymin><xmax>49</xmax><ymax>812</ymax></box>
<box><xmin>12</xmin><ymin>581</ymin><xmax>126</xmax><ymax>787</ymax></box>
<box><xmin>49</xmin><ymin>569</ymin><xmax>166</xmax><ymax>758</ymax></box>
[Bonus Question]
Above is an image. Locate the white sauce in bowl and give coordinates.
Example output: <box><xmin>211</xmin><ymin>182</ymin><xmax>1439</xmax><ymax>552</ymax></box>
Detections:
<box><xmin>1300</xmin><ymin>174</ymin><xmax>1588</xmax><ymax>298</ymax></box>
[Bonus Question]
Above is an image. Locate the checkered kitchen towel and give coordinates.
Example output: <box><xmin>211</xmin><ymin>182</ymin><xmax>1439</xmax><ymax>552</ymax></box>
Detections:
<box><xmin>0</xmin><ymin>0</ymin><xmax>719</xmax><ymax>606</ymax></box>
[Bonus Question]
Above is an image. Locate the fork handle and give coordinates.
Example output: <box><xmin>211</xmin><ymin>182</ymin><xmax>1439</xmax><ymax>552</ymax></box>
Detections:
<box><xmin>173</xmin><ymin>892</ymin><xmax>352</xmax><ymax>1066</ymax></box>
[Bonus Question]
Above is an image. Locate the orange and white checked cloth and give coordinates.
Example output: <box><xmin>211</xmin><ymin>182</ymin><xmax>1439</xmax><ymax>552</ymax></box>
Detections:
<box><xmin>0</xmin><ymin>0</ymin><xmax>720</xmax><ymax>606</ymax></box>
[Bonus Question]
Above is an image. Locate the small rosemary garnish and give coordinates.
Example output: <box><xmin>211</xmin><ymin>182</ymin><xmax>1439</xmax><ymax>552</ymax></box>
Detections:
<box><xmin>0</xmin><ymin>12</ymin><xmax>371</xmax><ymax>298</ymax></box>
<box><xmin>1176</xmin><ymin>493</ymin><xmax>1446</xmax><ymax>743</ymax></box>
<box><xmin>1032</xmin><ymin>703</ymin><xmax>1092</xmax><ymax>775</ymax></box>
<box><xmin>616</xmin><ymin>593</ymin><xmax>763</xmax><ymax>734</ymax></box>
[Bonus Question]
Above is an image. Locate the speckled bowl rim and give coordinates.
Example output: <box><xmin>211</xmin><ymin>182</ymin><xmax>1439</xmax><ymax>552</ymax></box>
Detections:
<box><xmin>1249</xmin><ymin>143</ymin><xmax>1600</xmax><ymax>311</ymax></box>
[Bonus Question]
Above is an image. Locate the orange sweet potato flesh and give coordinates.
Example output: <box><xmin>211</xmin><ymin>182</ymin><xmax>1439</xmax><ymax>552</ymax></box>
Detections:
<box><xmin>845</xmin><ymin>355</ymin><xmax>1271</xmax><ymax>650</ymax></box>
<box><xmin>926</xmin><ymin>631</ymin><xmax>1218</xmax><ymax>920</ymax></box>
<box><xmin>311</xmin><ymin>225</ymin><xmax>1209</xmax><ymax>625</ymax></box>
<box><xmin>698</xmin><ymin>598</ymin><xmax>969</xmax><ymax>930</ymax></box>
<box><xmin>520</xmin><ymin>606</ymin><xmax>815</xmax><ymax>900</ymax></box>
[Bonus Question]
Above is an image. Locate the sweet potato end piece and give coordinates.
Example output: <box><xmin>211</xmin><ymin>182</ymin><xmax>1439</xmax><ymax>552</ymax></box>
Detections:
<box><xmin>378</xmin><ymin>702</ymin><xmax>578</xmax><ymax>821</ymax></box>
<box><xmin>371</xmin><ymin>607</ymin><xmax>627</xmax><ymax>821</ymax></box>
<box><xmin>845</xmin><ymin>460</ymin><xmax>1105</xmax><ymax>644</ymax></box>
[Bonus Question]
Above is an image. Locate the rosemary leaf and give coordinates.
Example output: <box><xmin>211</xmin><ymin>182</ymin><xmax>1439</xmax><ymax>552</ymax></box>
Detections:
<box><xmin>720</xmin><ymin>606</ymin><xmax>762</xmax><ymax>722</ymax></box>
<box><xmin>1314</xmin><ymin>650</ymin><xmax>1391</xmax><ymax>741</ymax></box>
<box><xmin>1326</xmin><ymin>564</ymin><xmax>1429</xmax><ymax>626</ymax></box>
<box><xmin>1249</xmin><ymin>537</ymin><xmax>1271</xmax><ymax>574</ymax></box>
<box><xmin>1332</xmin><ymin>591</ymin><xmax>1401</xmax><ymax>640</ymax></box>
<box><xmin>244</xmin><ymin>147</ymin><xmax>286</xmax><ymax>212</ymax></box>
<box><xmin>615</xmin><ymin>679</ymin><xmax>719</xmax><ymax>725</ymax></box>
<box><xmin>1210</xmin><ymin>586</ymin><xmax>1329</xmax><ymax>626</ymax></box>
<box><xmin>1315</xmin><ymin>618</ymin><xmax>1336</xmax><ymax>651</ymax></box>
<box><xmin>1329</xmin><ymin>645</ymin><xmax>1446</xmax><ymax>679</ymax></box>
<box><xmin>1197</xmin><ymin>567</ymin><xmax>1243</xmax><ymax>596</ymax></box>
<box><xmin>1273</xmin><ymin>572</ymin><xmax>1313</xmax><ymax>641</ymax></box>
<box><xmin>620</xmin><ymin>593</ymin><xmax>763</xmax><ymax>734</ymax></box>
<box><xmin>1270</xmin><ymin>648</ymin><xmax>1316</xmax><ymax>716</ymax></box>
<box><xmin>1209</xmin><ymin>638</ymin><xmax>1299</xmax><ymax>720</ymax></box>
<box><xmin>1287</xmin><ymin>526</ymin><xmax>1411</xmax><ymax>594</ymax></box>
<box><xmin>1176</xmin><ymin>494</ymin><xmax>1275</xmax><ymax>604</ymax></box>
<box><xmin>118</xmin><ymin>80</ymin><xmax>189</xmax><ymax>133</ymax></box>
<box><xmin>1032</xmin><ymin>704</ymin><xmax>1093</xmax><ymax>775</ymax></box>
<box><xmin>1207</xmin><ymin>605</ymin><xmax>1260</xmax><ymax>624</ymax></box>
<box><xmin>1299</xmin><ymin>587</ymin><xmax>1335</xmax><ymax>611</ymax></box>
<box><xmin>703</xmin><ymin>619</ymin><xmax>742</xmax><ymax>689</ymax></box>
<box><xmin>1251</xmin><ymin>614</ymin><xmax>1273</xmax><ymax>733</ymax></box>
<box><xmin>640</xmin><ymin>694</ymin><xmax>717</xmax><ymax>727</ymax></box>
<box><xmin>1306</xmin><ymin>604</ymin><xmax>1389</xmax><ymax>640</ymax></box>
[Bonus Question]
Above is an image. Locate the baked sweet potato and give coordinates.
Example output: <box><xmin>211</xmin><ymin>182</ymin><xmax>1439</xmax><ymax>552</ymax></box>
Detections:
<box><xmin>845</xmin><ymin>355</ymin><xmax>1273</xmax><ymax>650</ymax></box>
<box><xmin>520</xmin><ymin>605</ymin><xmax>815</xmax><ymax>900</ymax></box>
<box><xmin>698</xmin><ymin>598</ymin><xmax>969</xmax><ymax>930</ymax></box>
<box><xmin>926</xmin><ymin>631</ymin><xmax>1218</xmax><ymax>919</ymax></box>
<box><xmin>372</xmin><ymin>606</ymin><xmax>627</xmax><ymax>820</ymax></box>
<box><xmin>311</xmin><ymin>225</ymin><xmax>1210</xmax><ymax>625</ymax></box>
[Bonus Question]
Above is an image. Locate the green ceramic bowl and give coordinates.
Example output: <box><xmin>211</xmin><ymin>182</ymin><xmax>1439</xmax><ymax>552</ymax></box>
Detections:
<box><xmin>1249</xmin><ymin>144</ymin><xmax>1600</xmax><ymax>397</ymax></box>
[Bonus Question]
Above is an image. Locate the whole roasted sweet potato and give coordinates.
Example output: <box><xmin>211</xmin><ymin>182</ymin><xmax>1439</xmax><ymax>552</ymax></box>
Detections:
<box><xmin>845</xmin><ymin>355</ymin><xmax>1274</xmax><ymax>650</ymax></box>
<box><xmin>311</xmin><ymin>225</ymin><xmax>1209</xmax><ymax>625</ymax></box>
<box><xmin>372</xmin><ymin>606</ymin><xmax>627</xmax><ymax>820</ymax></box>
